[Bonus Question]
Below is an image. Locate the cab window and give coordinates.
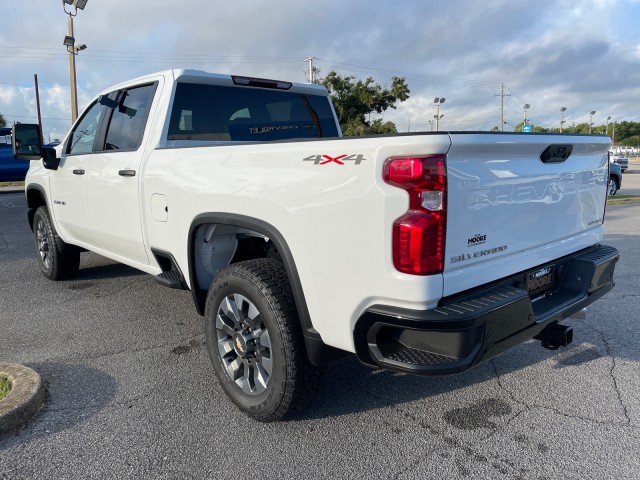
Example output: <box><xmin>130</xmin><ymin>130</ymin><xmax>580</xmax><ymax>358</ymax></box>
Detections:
<box><xmin>102</xmin><ymin>83</ymin><xmax>156</xmax><ymax>151</ymax></box>
<box><xmin>66</xmin><ymin>101</ymin><xmax>105</xmax><ymax>155</ymax></box>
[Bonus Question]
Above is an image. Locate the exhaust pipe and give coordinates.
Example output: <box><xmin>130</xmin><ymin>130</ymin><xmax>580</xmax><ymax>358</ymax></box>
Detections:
<box><xmin>540</xmin><ymin>323</ymin><xmax>573</xmax><ymax>350</ymax></box>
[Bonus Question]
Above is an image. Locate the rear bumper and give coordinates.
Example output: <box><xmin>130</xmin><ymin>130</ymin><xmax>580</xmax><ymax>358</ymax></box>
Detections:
<box><xmin>354</xmin><ymin>244</ymin><xmax>619</xmax><ymax>375</ymax></box>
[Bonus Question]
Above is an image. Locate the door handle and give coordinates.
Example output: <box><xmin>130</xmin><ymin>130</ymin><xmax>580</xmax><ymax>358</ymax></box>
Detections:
<box><xmin>118</xmin><ymin>169</ymin><xmax>136</xmax><ymax>177</ymax></box>
<box><xmin>73</xmin><ymin>169</ymin><xmax>85</xmax><ymax>175</ymax></box>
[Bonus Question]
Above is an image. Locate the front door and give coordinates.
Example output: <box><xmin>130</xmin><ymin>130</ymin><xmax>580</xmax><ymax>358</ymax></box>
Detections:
<box><xmin>49</xmin><ymin>100</ymin><xmax>105</xmax><ymax>243</ymax></box>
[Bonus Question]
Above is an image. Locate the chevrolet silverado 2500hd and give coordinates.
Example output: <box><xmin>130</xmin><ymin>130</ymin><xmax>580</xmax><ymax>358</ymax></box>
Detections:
<box><xmin>13</xmin><ymin>69</ymin><xmax>619</xmax><ymax>421</ymax></box>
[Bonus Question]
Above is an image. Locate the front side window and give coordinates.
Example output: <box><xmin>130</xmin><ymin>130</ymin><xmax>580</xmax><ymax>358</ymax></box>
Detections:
<box><xmin>102</xmin><ymin>83</ymin><xmax>156</xmax><ymax>151</ymax></box>
<box><xmin>66</xmin><ymin>101</ymin><xmax>105</xmax><ymax>155</ymax></box>
<box><xmin>168</xmin><ymin>83</ymin><xmax>339</xmax><ymax>142</ymax></box>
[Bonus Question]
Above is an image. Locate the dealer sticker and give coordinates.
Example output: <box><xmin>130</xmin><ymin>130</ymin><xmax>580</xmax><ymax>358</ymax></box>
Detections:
<box><xmin>526</xmin><ymin>265</ymin><xmax>555</xmax><ymax>299</ymax></box>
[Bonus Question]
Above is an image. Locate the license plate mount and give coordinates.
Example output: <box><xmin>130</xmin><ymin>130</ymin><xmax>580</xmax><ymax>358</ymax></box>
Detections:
<box><xmin>526</xmin><ymin>265</ymin><xmax>555</xmax><ymax>300</ymax></box>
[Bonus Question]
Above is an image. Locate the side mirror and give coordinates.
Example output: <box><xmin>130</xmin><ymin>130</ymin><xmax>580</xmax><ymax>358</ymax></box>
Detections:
<box><xmin>42</xmin><ymin>147</ymin><xmax>61</xmax><ymax>171</ymax></box>
<box><xmin>12</xmin><ymin>123</ymin><xmax>42</xmax><ymax>160</ymax></box>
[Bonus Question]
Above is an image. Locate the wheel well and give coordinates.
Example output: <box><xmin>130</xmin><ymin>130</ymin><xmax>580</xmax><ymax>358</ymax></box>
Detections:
<box><xmin>188</xmin><ymin>216</ymin><xmax>305</xmax><ymax>319</ymax></box>
<box><xmin>188</xmin><ymin>215</ymin><xmax>345</xmax><ymax>366</ymax></box>
<box><xmin>191</xmin><ymin>223</ymin><xmax>281</xmax><ymax>299</ymax></box>
<box><xmin>26</xmin><ymin>187</ymin><xmax>47</xmax><ymax>230</ymax></box>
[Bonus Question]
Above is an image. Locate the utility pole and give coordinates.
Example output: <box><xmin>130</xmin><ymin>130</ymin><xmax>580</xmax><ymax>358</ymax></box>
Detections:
<box><xmin>560</xmin><ymin>107</ymin><xmax>567</xmax><ymax>133</ymax></box>
<box><xmin>305</xmin><ymin>57</ymin><xmax>318</xmax><ymax>84</ymax></box>
<box><xmin>34</xmin><ymin>74</ymin><xmax>44</xmax><ymax>145</ymax></box>
<box><xmin>495</xmin><ymin>84</ymin><xmax>510</xmax><ymax>132</ymax></box>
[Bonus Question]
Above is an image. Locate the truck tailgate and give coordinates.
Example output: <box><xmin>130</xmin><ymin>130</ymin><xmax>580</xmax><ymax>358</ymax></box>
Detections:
<box><xmin>443</xmin><ymin>133</ymin><xmax>610</xmax><ymax>297</ymax></box>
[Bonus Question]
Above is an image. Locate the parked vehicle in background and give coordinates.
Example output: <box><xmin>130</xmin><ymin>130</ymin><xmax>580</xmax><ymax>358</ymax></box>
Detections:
<box><xmin>611</xmin><ymin>155</ymin><xmax>628</xmax><ymax>172</ymax></box>
<box><xmin>0</xmin><ymin>127</ymin><xmax>30</xmax><ymax>182</ymax></box>
<box><xmin>608</xmin><ymin>162</ymin><xmax>622</xmax><ymax>195</ymax></box>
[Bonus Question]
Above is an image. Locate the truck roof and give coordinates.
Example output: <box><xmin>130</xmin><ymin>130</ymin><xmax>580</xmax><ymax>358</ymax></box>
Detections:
<box><xmin>99</xmin><ymin>69</ymin><xmax>329</xmax><ymax>98</ymax></box>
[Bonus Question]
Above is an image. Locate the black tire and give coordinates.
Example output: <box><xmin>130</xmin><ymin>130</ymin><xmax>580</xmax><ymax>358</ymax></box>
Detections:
<box><xmin>32</xmin><ymin>206</ymin><xmax>80</xmax><ymax>280</ymax></box>
<box><xmin>204</xmin><ymin>258</ymin><xmax>321</xmax><ymax>422</ymax></box>
<box><xmin>608</xmin><ymin>177</ymin><xmax>619</xmax><ymax>196</ymax></box>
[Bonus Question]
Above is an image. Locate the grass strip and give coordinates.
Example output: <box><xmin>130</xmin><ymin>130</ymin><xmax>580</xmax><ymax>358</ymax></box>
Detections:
<box><xmin>608</xmin><ymin>195</ymin><xmax>640</xmax><ymax>205</ymax></box>
<box><xmin>0</xmin><ymin>375</ymin><xmax>11</xmax><ymax>401</ymax></box>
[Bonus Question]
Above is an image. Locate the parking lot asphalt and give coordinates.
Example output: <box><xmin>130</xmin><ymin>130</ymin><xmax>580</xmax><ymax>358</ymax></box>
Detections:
<box><xmin>0</xmin><ymin>191</ymin><xmax>639</xmax><ymax>479</ymax></box>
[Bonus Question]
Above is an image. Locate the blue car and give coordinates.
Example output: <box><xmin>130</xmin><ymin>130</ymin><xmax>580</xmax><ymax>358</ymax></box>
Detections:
<box><xmin>0</xmin><ymin>127</ymin><xmax>30</xmax><ymax>182</ymax></box>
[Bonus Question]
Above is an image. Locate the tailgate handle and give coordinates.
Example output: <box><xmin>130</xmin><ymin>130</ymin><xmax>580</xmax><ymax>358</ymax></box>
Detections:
<box><xmin>540</xmin><ymin>144</ymin><xmax>573</xmax><ymax>163</ymax></box>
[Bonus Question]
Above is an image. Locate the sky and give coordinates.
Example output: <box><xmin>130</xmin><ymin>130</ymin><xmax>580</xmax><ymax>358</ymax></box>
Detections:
<box><xmin>1</xmin><ymin>0</ymin><xmax>640</xmax><ymax>141</ymax></box>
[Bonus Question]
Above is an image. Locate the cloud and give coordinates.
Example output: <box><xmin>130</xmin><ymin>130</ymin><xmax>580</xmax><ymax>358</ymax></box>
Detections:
<box><xmin>1</xmin><ymin>0</ymin><xmax>639</xmax><ymax>137</ymax></box>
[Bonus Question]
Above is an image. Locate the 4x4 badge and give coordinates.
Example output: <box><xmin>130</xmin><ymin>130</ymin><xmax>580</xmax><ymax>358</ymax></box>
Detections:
<box><xmin>303</xmin><ymin>154</ymin><xmax>367</xmax><ymax>165</ymax></box>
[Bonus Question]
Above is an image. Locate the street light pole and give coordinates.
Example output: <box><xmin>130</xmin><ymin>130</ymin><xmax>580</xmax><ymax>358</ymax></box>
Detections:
<box><xmin>434</xmin><ymin>97</ymin><xmax>445</xmax><ymax>132</ymax></box>
<box><xmin>589</xmin><ymin>111</ymin><xmax>596</xmax><ymax>134</ymax></box>
<box><xmin>560</xmin><ymin>107</ymin><xmax>567</xmax><ymax>133</ymax></box>
<box><xmin>612</xmin><ymin>121</ymin><xmax>616</xmax><ymax>144</ymax></box>
<box><xmin>62</xmin><ymin>0</ymin><xmax>88</xmax><ymax>124</ymax></box>
<box><xmin>523</xmin><ymin>104</ymin><xmax>530</xmax><ymax>125</ymax></box>
<box><xmin>606</xmin><ymin>116</ymin><xmax>611</xmax><ymax>136</ymax></box>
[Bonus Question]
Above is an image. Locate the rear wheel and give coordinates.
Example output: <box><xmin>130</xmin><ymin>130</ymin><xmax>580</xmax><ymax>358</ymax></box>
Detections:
<box><xmin>33</xmin><ymin>206</ymin><xmax>80</xmax><ymax>280</ymax></box>
<box><xmin>204</xmin><ymin>258</ymin><xmax>321</xmax><ymax>422</ymax></box>
<box><xmin>608</xmin><ymin>177</ymin><xmax>619</xmax><ymax>196</ymax></box>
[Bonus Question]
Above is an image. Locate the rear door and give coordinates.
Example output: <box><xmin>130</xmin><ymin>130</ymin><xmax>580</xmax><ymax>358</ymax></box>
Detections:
<box><xmin>443</xmin><ymin>133</ymin><xmax>610</xmax><ymax>296</ymax></box>
<box><xmin>84</xmin><ymin>82</ymin><xmax>158</xmax><ymax>265</ymax></box>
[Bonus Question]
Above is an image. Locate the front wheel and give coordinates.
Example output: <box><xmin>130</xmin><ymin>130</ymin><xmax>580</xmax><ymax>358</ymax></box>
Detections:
<box><xmin>608</xmin><ymin>177</ymin><xmax>618</xmax><ymax>196</ymax></box>
<box><xmin>204</xmin><ymin>259</ymin><xmax>322</xmax><ymax>422</ymax></box>
<box><xmin>32</xmin><ymin>206</ymin><xmax>80</xmax><ymax>280</ymax></box>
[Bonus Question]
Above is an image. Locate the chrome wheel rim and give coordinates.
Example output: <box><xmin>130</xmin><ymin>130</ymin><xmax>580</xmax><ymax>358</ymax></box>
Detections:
<box><xmin>215</xmin><ymin>293</ymin><xmax>272</xmax><ymax>395</ymax></box>
<box><xmin>35</xmin><ymin>219</ymin><xmax>51</xmax><ymax>270</ymax></box>
<box><xmin>608</xmin><ymin>179</ymin><xmax>616</xmax><ymax>196</ymax></box>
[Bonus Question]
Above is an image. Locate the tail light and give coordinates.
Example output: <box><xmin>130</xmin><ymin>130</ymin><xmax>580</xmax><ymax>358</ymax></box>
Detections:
<box><xmin>384</xmin><ymin>155</ymin><xmax>447</xmax><ymax>275</ymax></box>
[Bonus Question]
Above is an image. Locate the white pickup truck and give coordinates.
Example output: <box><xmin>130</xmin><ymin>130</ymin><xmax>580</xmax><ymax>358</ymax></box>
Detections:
<box><xmin>13</xmin><ymin>69</ymin><xmax>619</xmax><ymax>421</ymax></box>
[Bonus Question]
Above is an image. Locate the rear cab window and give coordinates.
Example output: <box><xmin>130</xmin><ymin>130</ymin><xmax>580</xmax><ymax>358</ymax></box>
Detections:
<box><xmin>167</xmin><ymin>82</ymin><xmax>339</xmax><ymax>143</ymax></box>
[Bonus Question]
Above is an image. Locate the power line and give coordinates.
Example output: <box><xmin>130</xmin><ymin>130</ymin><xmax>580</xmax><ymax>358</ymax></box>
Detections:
<box><xmin>4</xmin><ymin>114</ymin><xmax>71</xmax><ymax>121</ymax></box>
<box><xmin>315</xmin><ymin>57</ymin><xmax>501</xmax><ymax>88</ymax></box>
<box><xmin>0</xmin><ymin>81</ymin><xmax>100</xmax><ymax>94</ymax></box>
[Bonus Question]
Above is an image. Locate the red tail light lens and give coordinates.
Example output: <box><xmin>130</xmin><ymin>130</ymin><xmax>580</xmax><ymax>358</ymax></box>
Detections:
<box><xmin>384</xmin><ymin>155</ymin><xmax>447</xmax><ymax>275</ymax></box>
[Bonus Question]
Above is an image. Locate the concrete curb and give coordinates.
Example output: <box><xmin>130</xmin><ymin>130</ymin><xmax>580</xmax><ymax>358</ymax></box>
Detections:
<box><xmin>0</xmin><ymin>186</ymin><xmax>24</xmax><ymax>194</ymax></box>
<box><xmin>0</xmin><ymin>363</ymin><xmax>44</xmax><ymax>433</ymax></box>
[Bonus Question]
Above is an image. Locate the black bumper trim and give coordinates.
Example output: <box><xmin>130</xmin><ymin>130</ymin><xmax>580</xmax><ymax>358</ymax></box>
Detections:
<box><xmin>354</xmin><ymin>244</ymin><xmax>619</xmax><ymax>375</ymax></box>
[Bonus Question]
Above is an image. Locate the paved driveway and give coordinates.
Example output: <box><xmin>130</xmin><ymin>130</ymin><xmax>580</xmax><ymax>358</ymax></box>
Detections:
<box><xmin>1</xmin><ymin>191</ymin><xmax>638</xmax><ymax>479</ymax></box>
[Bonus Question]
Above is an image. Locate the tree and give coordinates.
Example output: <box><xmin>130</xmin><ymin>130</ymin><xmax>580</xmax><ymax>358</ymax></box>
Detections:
<box><xmin>321</xmin><ymin>71</ymin><xmax>410</xmax><ymax>136</ymax></box>
<box><xmin>0</xmin><ymin>112</ymin><xmax>6</xmax><ymax>128</ymax></box>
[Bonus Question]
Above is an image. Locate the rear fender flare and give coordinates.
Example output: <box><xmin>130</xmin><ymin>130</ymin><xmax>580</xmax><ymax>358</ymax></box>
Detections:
<box><xmin>187</xmin><ymin>213</ymin><xmax>315</xmax><ymax>337</ymax></box>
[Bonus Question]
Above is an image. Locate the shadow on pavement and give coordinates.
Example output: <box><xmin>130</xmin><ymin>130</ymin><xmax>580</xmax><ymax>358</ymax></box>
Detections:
<box><xmin>0</xmin><ymin>362</ymin><xmax>117</xmax><ymax>449</ymax></box>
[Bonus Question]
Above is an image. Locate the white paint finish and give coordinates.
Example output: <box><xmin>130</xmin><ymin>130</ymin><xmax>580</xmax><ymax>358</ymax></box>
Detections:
<box><xmin>150</xmin><ymin>194</ymin><xmax>168</xmax><ymax>222</ymax></box>
<box><xmin>443</xmin><ymin>133</ymin><xmax>610</xmax><ymax>296</ymax></box>
<box><xmin>49</xmin><ymin>153</ymin><xmax>90</xmax><ymax>242</ymax></box>
<box><xmin>86</xmin><ymin>150</ymin><xmax>149</xmax><ymax>265</ymax></box>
